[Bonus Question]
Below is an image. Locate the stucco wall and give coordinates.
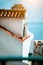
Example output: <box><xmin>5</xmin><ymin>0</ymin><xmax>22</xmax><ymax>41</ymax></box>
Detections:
<box><xmin>0</xmin><ymin>18</ymin><xmax>25</xmax><ymax>37</ymax></box>
<box><xmin>23</xmin><ymin>31</ymin><xmax>34</xmax><ymax>57</ymax></box>
<box><xmin>0</xmin><ymin>29</ymin><xmax>22</xmax><ymax>56</ymax></box>
<box><xmin>0</xmin><ymin>29</ymin><xmax>34</xmax><ymax>57</ymax></box>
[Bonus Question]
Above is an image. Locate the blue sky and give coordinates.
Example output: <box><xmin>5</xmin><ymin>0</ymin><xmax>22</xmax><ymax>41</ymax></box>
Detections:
<box><xmin>0</xmin><ymin>0</ymin><xmax>22</xmax><ymax>9</ymax></box>
<box><xmin>0</xmin><ymin>0</ymin><xmax>43</xmax><ymax>21</ymax></box>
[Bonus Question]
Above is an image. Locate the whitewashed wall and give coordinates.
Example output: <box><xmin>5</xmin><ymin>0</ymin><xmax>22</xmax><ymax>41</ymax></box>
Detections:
<box><xmin>0</xmin><ymin>29</ymin><xmax>22</xmax><ymax>56</ymax></box>
<box><xmin>23</xmin><ymin>31</ymin><xmax>34</xmax><ymax>57</ymax></box>
<box><xmin>0</xmin><ymin>18</ymin><xmax>25</xmax><ymax>37</ymax></box>
<box><xmin>0</xmin><ymin>29</ymin><xmax>34</xmax><ymax>57</ymax></box>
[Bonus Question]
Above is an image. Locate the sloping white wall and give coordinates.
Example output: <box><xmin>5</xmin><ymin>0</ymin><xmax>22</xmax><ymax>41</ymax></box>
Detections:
<box><xmin>0</xmin><ymin>29</ymin><xmax>34</xmax><ymax>57</ymax></box>
<box><xmin>0</xmin><ymin>30</ymin><xmax>22</xmax><ymax>56</ymax></box>
<box><xmin>0</xmin><ymin>18</ymin><xmax>24</xmax><ymax>37</ymax></box>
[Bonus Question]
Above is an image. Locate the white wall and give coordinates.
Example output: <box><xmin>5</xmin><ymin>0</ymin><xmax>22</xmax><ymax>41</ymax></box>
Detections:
<box><xmin>22</xmin><ymin>31</ymin><xmax>34</xmax><ymax>57</ymax></box>
<box><xmin>0</xmin><ymin>18</ymin><xmax>25</xmax><ymax>37</ymax></box>
<box><xmin>0</xmin><ymin>29</ymin><xmax>34</xmax><ymax>57</ymax></box>
<box><xmin>0</xmin><ymin>29</ymin><xmax>22</xmax><ymax>56</ymax></box>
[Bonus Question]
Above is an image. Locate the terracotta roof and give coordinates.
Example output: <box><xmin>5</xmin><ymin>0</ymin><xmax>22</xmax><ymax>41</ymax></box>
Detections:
<box><xmin>11</xmin><ymin>4</ymin><xmax>25</xmax><ymax>10</ymax></box>
<box><xmin>0</xmin><ymin>4</ymin><xmax>26</xmax><ymax>18</ymax></box>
